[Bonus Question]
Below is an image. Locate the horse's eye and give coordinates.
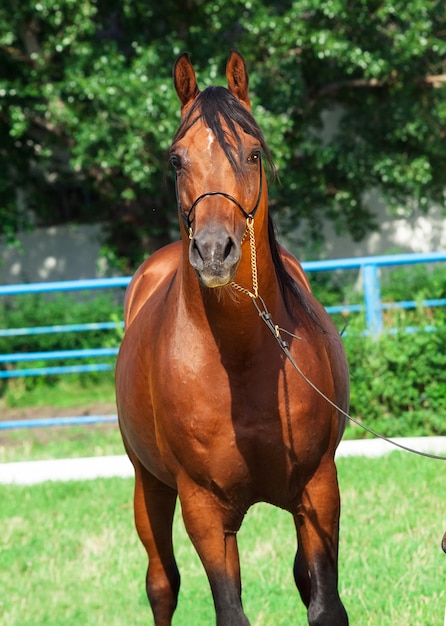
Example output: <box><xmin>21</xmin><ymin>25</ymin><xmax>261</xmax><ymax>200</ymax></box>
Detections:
<box><xmin>248</xmin><ymin>150</ymin><xmax>261</xmax><ymax>164</ymax></box>
<box><xmin>170</xmin><ymin>154</ymin><xmax>182</xmax><ymax>170</ymax></box>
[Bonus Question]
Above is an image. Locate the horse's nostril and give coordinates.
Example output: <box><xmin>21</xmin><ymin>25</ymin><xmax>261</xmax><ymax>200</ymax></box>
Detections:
<box><xmin>223</xmin><ymin>238</ymin><xmax>234</xmax><ymax>261</ymax></box>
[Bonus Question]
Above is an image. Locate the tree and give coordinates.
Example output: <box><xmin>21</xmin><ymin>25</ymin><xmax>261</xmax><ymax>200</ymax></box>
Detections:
<box><xmin>0</xmin><ymin>0</ymin><xmax>445</xmax><ymax>271</ymax></box>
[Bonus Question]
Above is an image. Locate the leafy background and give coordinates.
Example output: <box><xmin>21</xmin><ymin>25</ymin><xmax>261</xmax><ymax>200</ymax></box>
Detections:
<box><xmin>1</xmin><ymin>0</ymin><xmax>445</xmax><ymax>271</ymax></box>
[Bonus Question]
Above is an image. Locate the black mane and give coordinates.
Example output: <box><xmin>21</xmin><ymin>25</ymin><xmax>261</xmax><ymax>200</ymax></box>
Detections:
<box><xmin>172</xmin><ymin>87</ymin><xmax>321</xmax><ymax>326</ymax></box>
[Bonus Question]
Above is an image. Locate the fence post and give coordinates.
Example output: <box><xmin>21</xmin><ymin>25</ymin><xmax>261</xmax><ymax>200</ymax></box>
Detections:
<box><xmin>362</xmin><ymin>263</ymin><xmax>383</xmax><ymax>336</ymax></box>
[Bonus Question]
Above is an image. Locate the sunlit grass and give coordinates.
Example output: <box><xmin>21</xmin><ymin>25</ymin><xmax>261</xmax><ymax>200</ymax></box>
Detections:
<box><xmin>0</xmin><ymin>376</ymin><xmax>120</xmax><ymax>463</ymax></box>
<box><xmin>0</xmin><ymin>422</ymin><xmax>124</xmax><ymax>463</ymax></box>
<box><xmin>1</xmin><ymin>453</ymin><xmax>445</xmax><ymax>625</ymax></box>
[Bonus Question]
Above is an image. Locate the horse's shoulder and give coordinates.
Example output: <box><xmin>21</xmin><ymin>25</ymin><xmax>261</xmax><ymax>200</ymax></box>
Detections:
<box><xmin>279</xmin><ymin>246</ymin><xmax>312</xmax><ymax>293</ymax></box>
<box><xmin>124</xmin><ymin>241</ymin><xmax>181</xmax><ymax>327</ymax></box>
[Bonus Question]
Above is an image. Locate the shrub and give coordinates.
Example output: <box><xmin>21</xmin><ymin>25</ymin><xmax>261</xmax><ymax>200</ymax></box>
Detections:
<box><xmin>380</xmin><ymin>263</ymin><xmax>446</xmax><ymax>304</ymax></box>
<box><xmin>309</xmin><ymin>262</ymin><xmax>446</xmax><ymax>438</ymax></box>
<box><xmin>0</xmin><ymin>291</ymin><xmax>124</xmax><ymax>397</ymax></box>
<box><xmin>343</xmin><ymin>307</ymin><xmax>446</xmax><ymax>439</ymax></box>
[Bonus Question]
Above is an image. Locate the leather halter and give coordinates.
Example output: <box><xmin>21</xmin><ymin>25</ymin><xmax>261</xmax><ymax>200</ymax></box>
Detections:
<box><xmin>174</xmin><ymin>157</ymin><xmax>263</xmax><ymax>236</ymax></box>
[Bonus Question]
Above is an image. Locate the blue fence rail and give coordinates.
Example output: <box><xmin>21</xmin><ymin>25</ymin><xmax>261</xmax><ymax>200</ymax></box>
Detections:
<box><xmin>0</xmin><ymin>277</ymin><xmax>128</xmax><ymax>379</ymax></box>
<box><xmin>304</xmin><ymin>251</ymin><xmax>446</xmax><ymax>335</ymax></box>
<box><xmin>1</xmin><ymin>251</ymin><xmax>445</xmax><ymax>430</ymax></box>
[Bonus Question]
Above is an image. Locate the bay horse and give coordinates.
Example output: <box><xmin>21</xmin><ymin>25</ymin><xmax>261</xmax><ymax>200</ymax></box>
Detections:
<box><xmin>115</xmin><ymin>51</ymin><xmax>349</xmax><ymax>626</ymax></box>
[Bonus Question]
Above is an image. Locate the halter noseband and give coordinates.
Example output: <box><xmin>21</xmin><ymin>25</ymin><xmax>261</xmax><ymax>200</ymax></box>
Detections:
<box><xmin>174</xmin><ymin>157</ymin><xmax>263</xmax><ymax>236</ymax></box>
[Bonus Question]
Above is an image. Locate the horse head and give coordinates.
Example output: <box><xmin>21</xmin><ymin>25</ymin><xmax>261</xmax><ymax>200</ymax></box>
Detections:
<box><xmin>171</xmin><ymin>51</ymin><xmax>270</xmax><ymax>289</ymax></box>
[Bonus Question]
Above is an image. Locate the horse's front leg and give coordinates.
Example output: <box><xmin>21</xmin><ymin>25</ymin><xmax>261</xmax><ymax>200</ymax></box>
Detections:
<box><xmin>293</xmin><ymin>458</ymin><xmax>349</xmax><ymax>626</ymax></box>
<box><xmin>178</xmin><ymin>476</ymin><xmax>250</xmax><ymax>626</ymax></box>
<box><xmin>131</xmin><ymin>456</ymin><xmax>180</xmax><ymax>626</ymax></box>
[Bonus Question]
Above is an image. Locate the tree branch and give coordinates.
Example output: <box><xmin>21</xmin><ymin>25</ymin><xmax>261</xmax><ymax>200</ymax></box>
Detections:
<box><xmin>314</xmin><ymin>73</ymin><xmax>446</xmax><ymax>99</ymax></box>
<box><xmin>316</xmin><ymin>78</ymin><xmax>385</xmax><ymax>98</ymax></box>
<box><xmin>0</xmin><ymin>43</ymin><xmax>34</xmax><ymax>65</ymax></box>
<box><xmin>418</xmin><ymin>74</ymin><xmax>446</xmax><ymax>86</ymax></box>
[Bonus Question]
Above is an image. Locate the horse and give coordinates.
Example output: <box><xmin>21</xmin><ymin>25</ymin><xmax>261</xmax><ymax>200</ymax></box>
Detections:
<box><xmin>115</xmin><ymin>50</ymin><xmax>349</xmax><ymax>626</ymax></box>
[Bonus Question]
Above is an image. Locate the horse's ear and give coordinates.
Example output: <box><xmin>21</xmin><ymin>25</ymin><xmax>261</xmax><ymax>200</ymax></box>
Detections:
<box><xmin>226</xmin><ymin>50</ymin><xmax>251</xmax><ymax>110</ymax></box>
<box><xmin>173</xmin><ymin>52</ymin><xmax>200</xmax><ymax>109</ymax></box>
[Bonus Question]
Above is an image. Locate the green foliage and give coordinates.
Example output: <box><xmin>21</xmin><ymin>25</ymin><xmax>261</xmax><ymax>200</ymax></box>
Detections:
<box><xmin>345</xmin><ymin>309</ymin><xmax>446</xmax><ymax>438</ymax></box>
<box><xmin>0</xmin><ymin>417</ymin><xmax>120</xmax><ymax>463</ymax></box>
<box><xmin>341</xmin><ymin>262</ymin><xmax>446</xmax><ymax>438</ymax></box>
<box><xmin>380</xmin><ymin>262</ymin><xmax>446</xmax><ymax>304</ymax></box>
<box><xmin>309</xmin><ymin>262</ymin><xmax>446</xmax><ymax>439</ymax></box>
<box><xmin>0</xmin><ymin>292</ymin><xmax>123</xmax><ymax>352</ymax></box>
<box><xmin>0</xmin><ymin>1</ymin><xmax>445</xmax><ymax>269</ymax></box>
<box><xmin>0</xmin><ymin>291</ymin><xmax>123</xmax><ymax>398</ymax></box>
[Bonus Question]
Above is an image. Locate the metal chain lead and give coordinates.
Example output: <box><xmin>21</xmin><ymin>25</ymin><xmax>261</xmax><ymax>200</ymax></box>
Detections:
<box><xmin>230</xmin><ymin>218</ymin><xmax>259</xmax><ymax>299</ymax></box>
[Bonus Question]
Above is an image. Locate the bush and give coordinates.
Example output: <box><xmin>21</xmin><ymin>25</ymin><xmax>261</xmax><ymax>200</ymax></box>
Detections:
<box><xmin>380</xmin><ymin>263</ymin><xmax>446</xmax><ymax>304</ymax></box>
<box><xmin>0</xmin><ymin>291</ymin><xmax>124</xmax><ymax>397</ymax></box>
<box><xmin>309</xmin><ymin>262</ymin><xmax>446</xmax><ymax>438</ymax></box>
<box><xmin>343</xmin><ymin>306</ymin><xmax>446</xmax><ymax>439</ymax></box>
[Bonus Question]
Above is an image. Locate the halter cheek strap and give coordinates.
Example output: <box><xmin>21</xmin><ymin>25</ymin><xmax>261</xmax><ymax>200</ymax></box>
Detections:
<box><xmin>174</xmin><ymin>158</ymin><xmax>263</xmax><ymax>236</ymax></box>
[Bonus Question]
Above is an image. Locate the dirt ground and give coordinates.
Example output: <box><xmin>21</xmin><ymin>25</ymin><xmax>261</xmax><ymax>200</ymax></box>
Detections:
<box><xmin>1</xmin><ymin>401</ymin><xmax>117</xmax><ymax>422</ymax></box>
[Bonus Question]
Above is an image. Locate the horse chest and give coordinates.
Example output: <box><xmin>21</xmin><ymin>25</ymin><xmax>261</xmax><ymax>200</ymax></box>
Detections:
<box><xmin>152</xmin><ymin>347</ymin><xmax>322</xmax><ymax>490</ymax></box>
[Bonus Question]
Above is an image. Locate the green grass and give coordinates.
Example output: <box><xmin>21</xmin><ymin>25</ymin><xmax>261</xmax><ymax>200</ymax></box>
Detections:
<box><xmin>0</xmin><ymin>376</ymin><xmax>121</xmax><ymax>463</ymax></box>
<box><xmin>0</xmin><ymin>423</ymin><xmax>124</xmax><ymax>463</ymax></box>
<box><xmin>1</xmin><ymin>453</ymin><xmax>445</xmax><ymax>625</ymax></box>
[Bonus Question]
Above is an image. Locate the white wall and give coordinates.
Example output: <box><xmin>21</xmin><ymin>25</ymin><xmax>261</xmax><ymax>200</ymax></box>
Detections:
<box><xmin>283</xmin><ymin>189</ymin><xmax>446</xmax><ymax>261</ymax></box>
<box><xmin>0</xmin><ymin>224</ymin><xmax>110</xmax><ymax>284</ymax></box>
<box><xmin>316</xmin><ymin>197</ymin><xmax>446</xmax><ymax>260</ymax></box>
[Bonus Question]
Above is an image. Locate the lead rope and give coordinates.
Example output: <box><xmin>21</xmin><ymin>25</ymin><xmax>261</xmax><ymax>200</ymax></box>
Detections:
<box><xmin>232</xmin><ymin>217</ymin><xmax>446</xmax><ymax>462</ymax></box>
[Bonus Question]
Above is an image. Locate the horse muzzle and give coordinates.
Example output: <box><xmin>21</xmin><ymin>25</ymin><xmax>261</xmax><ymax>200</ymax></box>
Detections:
<box><xmin>189</xmin><ymin>226</ymin><xmax>241</xmax><ymax>288</ymax></box>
